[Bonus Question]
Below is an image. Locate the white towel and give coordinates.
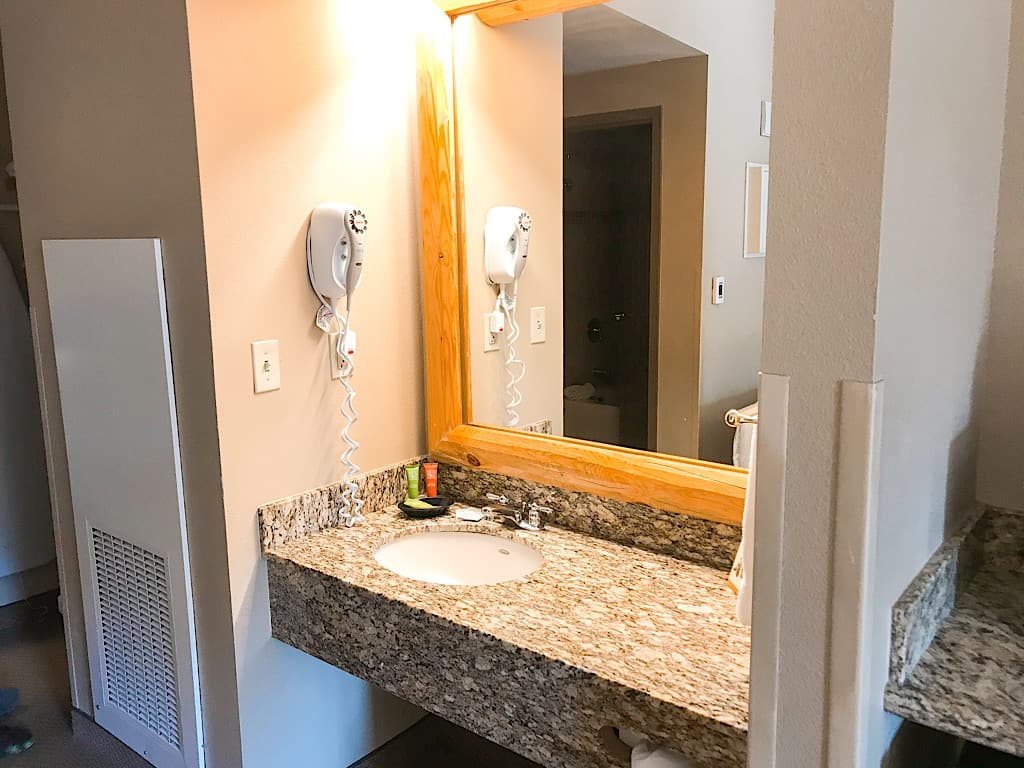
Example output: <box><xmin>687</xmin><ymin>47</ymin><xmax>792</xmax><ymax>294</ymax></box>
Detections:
<box><xmin>618</xmin><ymin>729</ymin><xmax>693</xmax><ymax>768</ymax></box>
<box><xmin>563</xmin><ymin>382</ymin><xmax>596</xmax><ymax>401</ymax></box>
<box><xmin>731</xmin><ymin>402</ymin><xmax>758</xmax><ymax>469</ymax></box>
<box><xmin>729</xmin><ymin>426</ymin><xmax>757</xmax><ymax>626</ymax></box>
<box><xmin>631</xmin><ymin>742</ymin><xmax>693</xmax><ymax>768</ymax></box>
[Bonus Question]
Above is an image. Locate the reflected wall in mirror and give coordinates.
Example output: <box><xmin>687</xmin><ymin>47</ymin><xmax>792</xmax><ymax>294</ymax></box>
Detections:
<box><xmin>454</xmin><ymin>1</ymin><xmax>771</xmax><ymax>466</ymax></box>
<box><xmin>745</xmin><ymin>162</ymin><xmax>769</xmax><ymax>259</ymax></box>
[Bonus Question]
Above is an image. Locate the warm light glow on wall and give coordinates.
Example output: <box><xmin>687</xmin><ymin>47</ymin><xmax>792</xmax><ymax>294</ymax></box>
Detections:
<box><xmin>314</xmin><ymin>1</ymin><xmax>435</xmax><ymax>181</ymax></box>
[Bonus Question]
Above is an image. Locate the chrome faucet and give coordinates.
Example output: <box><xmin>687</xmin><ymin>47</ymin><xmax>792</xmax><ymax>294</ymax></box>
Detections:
<box><xmin>483</xmin><ymin>493</ymin><xmax>552</xmax><ymax>531</ymax></box>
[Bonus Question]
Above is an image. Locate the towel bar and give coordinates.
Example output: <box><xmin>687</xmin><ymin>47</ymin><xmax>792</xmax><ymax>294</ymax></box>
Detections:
<box><xmin>724</xmin><ymin>409</ymin><xmax>759</xmax><ymax>428</ymax></box>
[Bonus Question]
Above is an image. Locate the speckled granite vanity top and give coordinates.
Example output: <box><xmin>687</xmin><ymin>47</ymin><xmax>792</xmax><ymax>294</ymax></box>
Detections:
<box><xmin>265</xmin><ymin>505</ymin><xmax>750</xmax><ymax>768</ymax></box>
<box><xmin>886</xmin><ymin>507</ymin><xmax>1024</xmax><ymax>757</ymax></box>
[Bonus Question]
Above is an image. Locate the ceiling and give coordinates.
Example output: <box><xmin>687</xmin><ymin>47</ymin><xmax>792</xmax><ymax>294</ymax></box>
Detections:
<box><xmin>562</xmin><ymin>5</ymin><xmax>704</xmax><ymax>76</ymax></box>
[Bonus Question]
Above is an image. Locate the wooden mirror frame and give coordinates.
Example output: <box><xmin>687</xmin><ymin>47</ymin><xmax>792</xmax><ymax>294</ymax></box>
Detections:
<box><xmin>417</xmin><ymin>0</ymin><xmax>747</xmax><ymax>525</ymax></box>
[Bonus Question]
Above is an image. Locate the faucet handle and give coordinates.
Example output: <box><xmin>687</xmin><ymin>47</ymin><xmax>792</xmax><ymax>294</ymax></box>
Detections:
<box><xmin>486</xmin><ymin>492</ymin><xmax>512</xmax><ymax>505</ymax></box>
<box><xmin>523</xmin><ymin>503</ymin><xmax>552</xmax><ymax>531</ymax></box>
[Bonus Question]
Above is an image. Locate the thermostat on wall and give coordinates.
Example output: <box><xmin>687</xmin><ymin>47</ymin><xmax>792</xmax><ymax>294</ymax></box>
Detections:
<box><xmin>712</xmin><ymin>276</ymin><xmax>726</xmax><ymax>305</ymax></box>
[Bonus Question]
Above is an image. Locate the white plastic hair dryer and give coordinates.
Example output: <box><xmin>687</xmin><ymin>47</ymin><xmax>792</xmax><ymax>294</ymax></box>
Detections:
<box><xmin>485</xmin><ymin>206</ymin><xmax>532</xmax><ymax>289</ymax></box>
<box><xmin>484</xmin><ymin>206</ymin><xmax>532</xmax><ymax>427</ymax></box>
<box><xmin>307</xmin><ymin>202</ymin><xmax>369</xmax><ymax>527</ymax></box>
<box><xmin>307</xmin><ymin>203</ymin><xmax>367</xmax><ymax>311</ymax></box>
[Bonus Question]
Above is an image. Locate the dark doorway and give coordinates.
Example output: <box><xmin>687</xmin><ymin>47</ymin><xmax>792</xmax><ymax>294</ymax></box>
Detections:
<box><xmin>563</xmin><ymin>118</ymin><xmax>656</xmax><ymax>451</ymax></box>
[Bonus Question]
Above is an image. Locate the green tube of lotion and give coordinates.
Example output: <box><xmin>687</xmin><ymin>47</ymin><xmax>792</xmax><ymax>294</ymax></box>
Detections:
<box><xmin>405</xmin><ymin>464</ymin><xmax>421</xmax><ymax>500</ymax></box>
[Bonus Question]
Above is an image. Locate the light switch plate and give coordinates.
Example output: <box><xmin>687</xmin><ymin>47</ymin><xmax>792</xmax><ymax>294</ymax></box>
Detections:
<box><xmin>530</xmin><ymin>306</ymin><xmax>546</xmax><ymax>344</ymax></box>
<box><xmin>251</xmin><ymin>339</ymin><xmax>281</xmax><ymax>393</ymax></box>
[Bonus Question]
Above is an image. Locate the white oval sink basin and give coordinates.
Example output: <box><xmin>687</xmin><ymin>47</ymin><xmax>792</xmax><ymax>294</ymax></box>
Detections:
<box><xmin>374</xmin><ymin>530</ymin><xmax>542</xmax><ymax>586</ymax></box>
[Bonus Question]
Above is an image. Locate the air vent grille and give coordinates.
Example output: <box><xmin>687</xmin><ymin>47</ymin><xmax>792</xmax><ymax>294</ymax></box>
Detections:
<box><xmin>91</xmin><ymin>528</ymin><xmax>181</xmax><ymax>748</ymax></box>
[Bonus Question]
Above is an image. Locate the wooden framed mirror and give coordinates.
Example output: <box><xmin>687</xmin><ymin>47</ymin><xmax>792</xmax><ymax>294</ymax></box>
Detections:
<box><xmin>416</xmin><ymin>0</ymin><xmax>756</xmax><ymax>525</ymax></box>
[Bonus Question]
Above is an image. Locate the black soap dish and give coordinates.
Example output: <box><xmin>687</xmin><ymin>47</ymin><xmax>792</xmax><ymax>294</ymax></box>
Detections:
<box><xmin>398</xmin><ymin>496</ymin><xmax>453</xmax><ymax>519</ymax></box>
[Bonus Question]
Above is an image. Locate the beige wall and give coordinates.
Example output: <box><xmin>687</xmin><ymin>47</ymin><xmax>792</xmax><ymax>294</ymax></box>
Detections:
<box><xmin>185</xmin><ymin>0</ymin><xmax>429</xmax><ymax>765</ymax></box>
<box><xmin>609</xmin><ymin>0</ymin><xmax>773</xmax><ymax>464</ymax></box>
<box><xmin>456</xmin><ymin>14</ymin><xmax>565</xmax><ymax>433</ymax></box>
<box><xmin>978</xmin><ymin>1</ymin><xmax>1024</xmax><ymax>514</ymax></box>
<box><xmin>762</xmin><ymin>0</ymin><xmax>1010</xmax><ymax>763</ymax></box>
<box><xmin>0</xmin><ymin>0</ymin><xmax>242</xmax><ymax>763</ymax></box>
<box><xmin>564</xmin><ymin>58</ymin><xmax>708</xmax><ymax>457</ymax></box>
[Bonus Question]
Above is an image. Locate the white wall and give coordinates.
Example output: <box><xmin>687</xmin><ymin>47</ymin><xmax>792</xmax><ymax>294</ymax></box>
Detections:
<box><xmin>609</xmin><ymin>0</ymin><xmax>774</xmax><ymax>464</ymax></box>
<box><xmin>978</xmin><ymin>1</ymin><xmax>1024</xmax><ymax>514</ymax></box>
<box><xmin>869</xmin><ymin>1</ymin><xmax>1010</xmax><ymax>761</ymax></box>
<box><xmin>456</xmin><ymin>14</ymin><xmax>565</xmax><ymax>433</ymax></box>
<box><xmin>0</xmin><ymin>248</ymin><xmax>53</xmax><ymax>586</ymax></box>
<box><xmin>761</xmin><ymin>0</ymin><xmax>1011</xmax><ymax>764</ymax></box>
<box><xmin>185</xmin><ymin>1</ymin><xmax>430</xmax><ymax>765</ymax></box>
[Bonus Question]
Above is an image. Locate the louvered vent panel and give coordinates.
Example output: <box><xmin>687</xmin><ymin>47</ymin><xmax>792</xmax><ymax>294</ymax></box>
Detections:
<box><xmin>91</xmin><ymin>528</ymin><xmax>181</xmax><ymax>748</ymax></box>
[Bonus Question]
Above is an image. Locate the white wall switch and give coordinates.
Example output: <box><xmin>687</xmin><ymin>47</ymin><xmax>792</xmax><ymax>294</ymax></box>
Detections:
<box><xmin>530</xmin><ymin>306</ymin><xmax>546</xmax><ymax>344</ymax></box>
<box><xmin>484</xmin><ymin>312</ymin><xmax>502</xmax><ymax>352</ymax></box>
<box><xmin>712</xmin><ymin>276</ymin><xmax>726</xmax><ymax>305</ymax></box>
<box><xmin>251</xmin><ymin>339</ymin><xmax>281</xmax><ymax>393</ymax></box>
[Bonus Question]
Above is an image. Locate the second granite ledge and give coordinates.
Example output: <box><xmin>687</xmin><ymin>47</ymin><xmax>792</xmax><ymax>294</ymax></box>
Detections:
<box><xmin>885</xmin><ymin>506</ymin><xmax>1024</xmax><ymax>756</ymax></box>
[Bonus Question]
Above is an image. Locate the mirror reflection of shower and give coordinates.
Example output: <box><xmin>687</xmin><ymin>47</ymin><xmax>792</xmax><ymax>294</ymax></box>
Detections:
<box><xmin>563</xmin><ymin>122</ymin><xmax>654</xmax><ymax>451</ymax></box>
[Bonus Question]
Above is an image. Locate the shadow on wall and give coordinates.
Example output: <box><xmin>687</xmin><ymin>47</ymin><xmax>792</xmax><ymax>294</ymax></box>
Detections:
<box><xmin>0</xmin><ymin>241</ymin><xmax>54</xmax><ymax>600</ymax></box>
<box><xmin>944</xmin><ymin>321</ymin><xmax>989</xmax><ymax>536</ymax></box>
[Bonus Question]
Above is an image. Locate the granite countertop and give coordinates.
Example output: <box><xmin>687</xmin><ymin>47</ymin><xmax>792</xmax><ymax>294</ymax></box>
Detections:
<box><xmin>266</xmin><ymin>505</ymin><xmax>750</xmax><ymax>768</ymax></box>
<box><xmin>885</xmin><ymin>507</ymin><xmax>1024</xmax><ymax>757</ymax></box>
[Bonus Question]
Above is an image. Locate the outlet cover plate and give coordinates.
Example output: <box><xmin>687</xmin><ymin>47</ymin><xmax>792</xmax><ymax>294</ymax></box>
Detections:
<box><xmin>484</xmin><ymin>315</ymin><xmax>500</xmax><ymax>352</ymax></box>
<box><xmin>530</xmin><ymin>306</ymin><xmax>546</xmax><ymax>344</ymax></box>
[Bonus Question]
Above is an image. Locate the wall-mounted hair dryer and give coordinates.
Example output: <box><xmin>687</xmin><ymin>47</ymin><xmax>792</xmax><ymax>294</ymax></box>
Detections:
<box><xmin>484</xmin><ymin>206</ymin><xmax>532</xmax><ymax>428</ymax></box>
<box><xmin>485</xmin><ymin>206</ymin><xmax>532</xmax><ymax>290</ymax></box>
<box><xmin>307</xmin><ymin>203</ymin><xmax>367</xmax><ymax>312</ymax></box>
<box><xmin>307</xmin><ymin>202</ymin><xmax>369</xmax><ymax>527</ymax></box>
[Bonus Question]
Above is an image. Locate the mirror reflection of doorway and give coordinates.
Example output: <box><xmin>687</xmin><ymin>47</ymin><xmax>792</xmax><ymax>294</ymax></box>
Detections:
<box><xmin>563</xmin><ymin>113</ymin><xmax>659</xmax><ymax>452</ymax></box>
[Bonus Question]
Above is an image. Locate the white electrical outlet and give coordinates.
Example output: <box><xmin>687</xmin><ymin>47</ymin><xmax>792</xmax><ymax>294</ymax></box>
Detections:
<box><xmin>484</xmin><ymin>313</ymin><xmax>502</xmax><ymax>352</ymax></box>
<box><xmin>530</xmin><ymin>306</ymin><xmax>546</xmax><ymax>344</ymax></box>
<box><xmin>251</xmin><ymin>339</ymin><xmax>281</xmax><ymax>393</ymax></box>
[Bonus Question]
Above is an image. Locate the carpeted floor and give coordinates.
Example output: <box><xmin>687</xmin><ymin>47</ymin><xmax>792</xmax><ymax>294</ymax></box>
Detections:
<box><xmin>0</xmin><ymin>592</ymin><xmax>151</xmax><ymax>768</ymax></box>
